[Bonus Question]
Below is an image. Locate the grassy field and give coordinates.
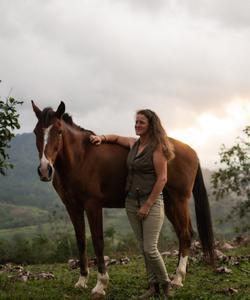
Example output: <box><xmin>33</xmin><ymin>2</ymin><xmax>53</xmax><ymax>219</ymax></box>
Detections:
<box><xmin>0</xmin><ymin>241</ymin><xmax>249</xmax><ymax>300</ymax></box>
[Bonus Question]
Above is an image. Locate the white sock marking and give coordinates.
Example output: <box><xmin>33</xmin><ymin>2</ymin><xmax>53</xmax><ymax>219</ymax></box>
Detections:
<box><xmin>178</xmin><ymin>255</ymin><xmax>188</xmax><ymax>275</ymax></box>
<box><xmin>91</xmin><ymin>272</ymin><xmax>109</xmax><ymax>296</ymax></box>
<box><xmin>171</xmin><ymin>255</ymin><xmax>188</xmax><ymax>287</ymax></box>
<box><xmin>75</xmin><ymin>273</ymin><xmax>89</xmax><ymax>289</ymax></box>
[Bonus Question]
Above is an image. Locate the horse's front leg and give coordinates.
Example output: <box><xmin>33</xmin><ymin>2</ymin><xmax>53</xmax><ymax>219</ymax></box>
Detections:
<box><xmin>67</xmin><ymin>207</ymin><xmax>89</xmax><ymax>289</ymax></box>
<box><xmin>86</xmin><ymin>201</ymin><xmax>109</xmax><ymax>298</ymax></box>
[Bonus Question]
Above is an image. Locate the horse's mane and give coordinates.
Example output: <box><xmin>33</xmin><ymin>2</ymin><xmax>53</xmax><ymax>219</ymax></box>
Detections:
<box><xmin>62</xmin><ymin>113</ymin><xmax>95</xmax><ymax>135</ymax></box>
<box><xmin>41</xmin><ymin>107</ymin><xmax>94</xmax><ymax>135</ymax></box>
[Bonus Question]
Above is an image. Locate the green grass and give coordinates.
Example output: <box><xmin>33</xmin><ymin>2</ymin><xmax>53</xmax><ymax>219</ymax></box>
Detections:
<box><xmin>0</xmin><ymin>243</ymin><xmax>249</xmax><ymax>300</ymax></box>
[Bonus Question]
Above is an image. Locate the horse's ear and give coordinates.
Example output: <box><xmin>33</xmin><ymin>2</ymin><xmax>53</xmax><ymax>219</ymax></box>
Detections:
<box><xmin>31</xmin><ymin>100</ymin><xmax>42</xmax><ymax>119</ymax></box>
<box><xmin>56</xmin><ymin>101</ymin><xmax>65</xmax><ymax>119</ymax></box>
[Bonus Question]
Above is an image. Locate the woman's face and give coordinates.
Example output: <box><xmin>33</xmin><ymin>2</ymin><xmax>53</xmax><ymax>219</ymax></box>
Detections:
<box><xmin>135</xmin><ymin>113</ymin><xmax>150</xmax><ymax>137</ymax></box>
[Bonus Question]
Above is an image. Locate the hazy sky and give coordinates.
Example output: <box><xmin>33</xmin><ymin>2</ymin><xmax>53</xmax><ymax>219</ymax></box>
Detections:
<box><xmin>0</xmin><ymin>0</ymin><xmax>249</xmax><ymax>169</ymax></box>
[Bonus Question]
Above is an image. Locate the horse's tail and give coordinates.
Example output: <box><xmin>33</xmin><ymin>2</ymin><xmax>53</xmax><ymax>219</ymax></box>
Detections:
<box><xmin>192</xmin><ymin>163</ymin><xmax>215</xmax><ymax>264</ymax></box>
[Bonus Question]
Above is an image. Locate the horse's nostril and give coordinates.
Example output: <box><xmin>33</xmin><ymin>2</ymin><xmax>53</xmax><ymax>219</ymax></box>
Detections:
<box><xmin>48</xmin><ymin>165</ymin><xmax>53</xmax><ymax>178</ymax></box>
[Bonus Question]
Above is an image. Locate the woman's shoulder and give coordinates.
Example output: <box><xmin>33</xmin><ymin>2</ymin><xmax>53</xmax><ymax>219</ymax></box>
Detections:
<box><xmin>130</xmin><ymin>137</ymin><xmax>139</xmax><ymax>149</ymax></box>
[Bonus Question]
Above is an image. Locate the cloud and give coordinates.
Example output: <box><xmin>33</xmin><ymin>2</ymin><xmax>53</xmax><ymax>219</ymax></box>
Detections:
<box><xmin>179</xmin><ymin>0</ymin><xmax>250</xmax><ymax>29</ymax></box>
<box><xmin>171</xmin><ymin>99</ymin><xmax>250</xmax><ymax>168</ymax></box>
<box><xmin>0</xmin><ymin>0</ymin><xmax>249</xmax><ymax>168</ymax></box>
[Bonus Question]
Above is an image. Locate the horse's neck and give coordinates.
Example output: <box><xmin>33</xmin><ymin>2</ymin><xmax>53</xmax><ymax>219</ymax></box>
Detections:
<box><xmin>58</xmin><ymin>125</ymin><xmax>88</xmax><ymax>169</ymax></box>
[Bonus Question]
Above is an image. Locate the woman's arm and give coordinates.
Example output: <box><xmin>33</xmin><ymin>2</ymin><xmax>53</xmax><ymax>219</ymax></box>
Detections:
<box><xmin>90</xmin><ymin>134</ymin><xmax>136</xmax><ymax>149</ymax></box>
<box><xmin>138</xmin><ymin>145</ymin><xmax>167</xmax><ymax>219</ymax></box>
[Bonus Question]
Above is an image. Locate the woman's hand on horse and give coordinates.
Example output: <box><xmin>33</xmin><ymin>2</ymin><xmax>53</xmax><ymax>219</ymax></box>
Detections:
<box><xmin>90</xmin><ymin>135</ymin><xmax>102</xmax><ymax>145</ymax></box>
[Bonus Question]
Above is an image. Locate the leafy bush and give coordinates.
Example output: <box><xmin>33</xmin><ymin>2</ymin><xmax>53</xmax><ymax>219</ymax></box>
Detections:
<box><xmin>0</xmin><ymin>97</ymin><xmax>23</xmax><ymax>175</ymax></box>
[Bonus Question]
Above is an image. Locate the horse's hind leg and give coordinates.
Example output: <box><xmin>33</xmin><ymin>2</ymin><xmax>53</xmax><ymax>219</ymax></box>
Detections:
<box><xmin>85</xmin><ymin>201</ymin><xmax>109</xmax><ymax>298</ymax></box>
<box><xmin>67</xmin><ymin>207</ymin><xmax>89</xmax><ymax>289</ymax></box>
<box><xmin>164</xmin><ymin>191</ymin><xmax>193</xmax><ymax>288</ymax></box>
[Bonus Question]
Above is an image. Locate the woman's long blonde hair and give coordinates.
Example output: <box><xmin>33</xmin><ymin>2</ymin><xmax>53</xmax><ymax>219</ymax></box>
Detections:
<box><xmin>137</xmin><ymin>109</ymin><xmax>175</xmax><ymax>161</ymax></box>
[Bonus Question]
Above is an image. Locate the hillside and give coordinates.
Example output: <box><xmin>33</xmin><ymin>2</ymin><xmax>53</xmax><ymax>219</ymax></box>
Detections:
<box><xmin>0</xmin><ymin>203</ymin><xmax>49</xmax><ymax>230</ymax></box>
<box><xmin>0</xmin><ymin>133</ymin><xmax>58</xmax><ymax>209</ymax></box>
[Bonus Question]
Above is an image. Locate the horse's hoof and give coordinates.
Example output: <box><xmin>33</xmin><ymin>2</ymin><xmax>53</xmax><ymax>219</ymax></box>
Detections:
<box><xmin>91</xmin><ymin>292</ymin><xmax>105</xmax><ymax>299</ymax></box>
<box><xmin>75</xmin><ymin>279</ymin><xmax>88</xmax><ymax>289</ymax></box>
<box><xmin>170</xmin><ymin>281</ymin><xmax>183</xmax><ymax>289</ymax></box>
<box><xmin>75</xmin><ymin>282</ymin><xmax>88</xmax><ymax>289</ymax></box>
<box><xmin>75</xmin><ymin>275</ymin><xmax>89</xmax><ymax>289</ymax></box>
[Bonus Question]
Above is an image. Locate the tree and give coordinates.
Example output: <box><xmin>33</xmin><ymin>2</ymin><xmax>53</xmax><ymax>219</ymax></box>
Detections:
<box><xmin>211</xmin><ymin>126</ymin><xmax>250</xmax><ymax>231</ymax></box>
<box><xmin>0</xmin><ymin>97</ymin><xmax>23</xmax><ymax>175</ymax></box>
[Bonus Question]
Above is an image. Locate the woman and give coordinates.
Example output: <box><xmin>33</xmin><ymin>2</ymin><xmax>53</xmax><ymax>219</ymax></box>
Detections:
<box><xmin>90</xmin><ymin>109</ymin><xmax>174</xmax><ymax>299</ymax></box>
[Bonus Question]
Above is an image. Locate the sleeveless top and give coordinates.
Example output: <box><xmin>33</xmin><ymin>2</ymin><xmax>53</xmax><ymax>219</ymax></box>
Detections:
<box><xmin>125</xmin><ymin>139</ymin><xmax>156</xmax><ymax>196</ymax></box>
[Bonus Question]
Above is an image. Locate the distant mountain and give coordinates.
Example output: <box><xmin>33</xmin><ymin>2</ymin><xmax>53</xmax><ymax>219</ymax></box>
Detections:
<box><xmin>0</xmin><ymin>133</ymin><xmax>59</xmax><ymax>210</ymax></box>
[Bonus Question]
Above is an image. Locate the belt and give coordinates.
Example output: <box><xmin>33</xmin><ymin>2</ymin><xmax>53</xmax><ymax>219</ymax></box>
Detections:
<box><xmin>127</xmin><ymin>191</ymin><xmax>149</xmax><ymax>200</ymax></box>
<box><xmin>127</xmin><ymin>191</ymin><xmax>163</xmax><ymax>200</ymax></box>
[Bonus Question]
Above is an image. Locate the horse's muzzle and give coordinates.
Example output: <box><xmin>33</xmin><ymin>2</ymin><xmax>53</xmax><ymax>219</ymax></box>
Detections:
<box><xmin>38</xmin><ymin>163</ymin><xmax>53</xmax><ymax>182</ymax></box>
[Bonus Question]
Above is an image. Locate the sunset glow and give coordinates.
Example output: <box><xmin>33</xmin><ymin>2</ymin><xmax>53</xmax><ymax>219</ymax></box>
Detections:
<box><xmin>170</xmin><ymin>99</ymin><xmax>250</xmax><ymax>167</ymax></box>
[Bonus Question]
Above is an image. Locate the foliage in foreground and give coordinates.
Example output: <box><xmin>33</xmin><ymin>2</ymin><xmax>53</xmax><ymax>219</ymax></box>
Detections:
<box><xmin>0</xmin><ymin>242</ymin><xmax>250</xmax><ymax>300</ymax></box>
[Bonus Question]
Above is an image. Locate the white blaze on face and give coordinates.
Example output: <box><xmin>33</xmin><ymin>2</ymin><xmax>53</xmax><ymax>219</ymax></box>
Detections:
<box><xmin>40</xmin><ymin>125</ymin><xmax>53</xmax><ymax>170</ymax></box>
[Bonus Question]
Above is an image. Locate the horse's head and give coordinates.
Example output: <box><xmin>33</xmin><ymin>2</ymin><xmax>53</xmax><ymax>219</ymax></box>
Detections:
<box><xmin>31</xmin><ymin>101</ymin><xmax>65</xmax><ymax>182</ymax></box>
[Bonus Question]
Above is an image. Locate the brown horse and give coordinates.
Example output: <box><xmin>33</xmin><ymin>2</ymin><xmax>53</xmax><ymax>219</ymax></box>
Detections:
<box><xmin>31</xmin><ymin>101</ymin><xmax>214</xmax><ymax>297</ymax></box>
